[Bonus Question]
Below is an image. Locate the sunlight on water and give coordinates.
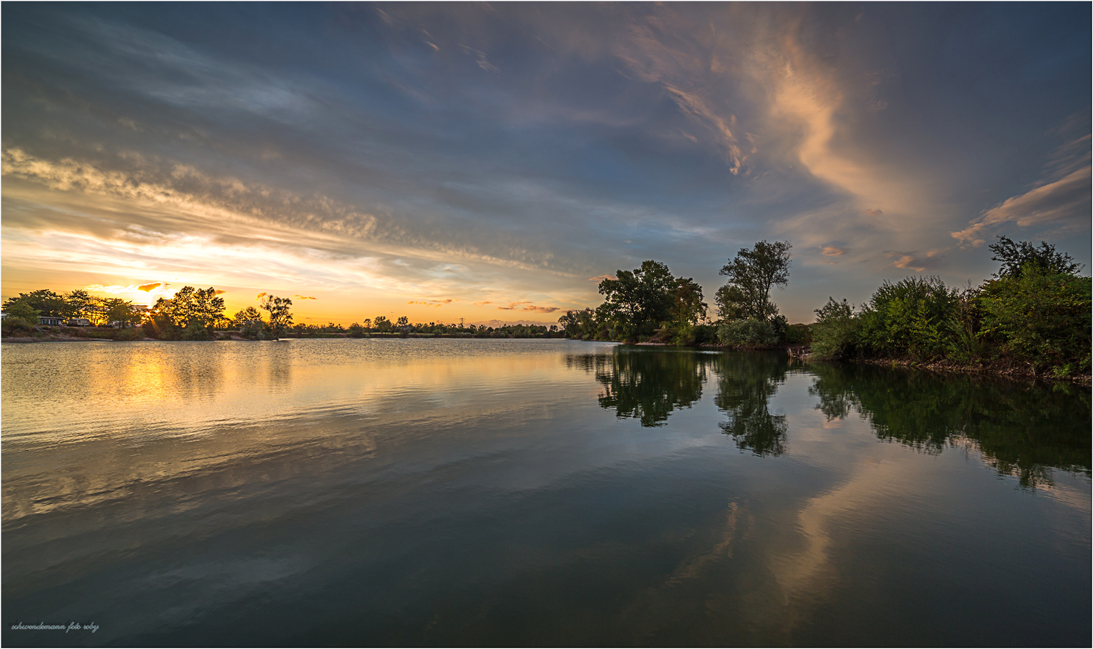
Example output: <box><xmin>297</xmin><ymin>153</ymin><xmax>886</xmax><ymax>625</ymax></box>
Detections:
<box><xmin>2</xmin><ymin>340</ymin><xmax>1089</xmax><ymax>646</ymax></box>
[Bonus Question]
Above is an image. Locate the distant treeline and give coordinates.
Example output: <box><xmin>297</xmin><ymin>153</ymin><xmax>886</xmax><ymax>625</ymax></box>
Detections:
<box><xmin>558</xmin><ymin>236</ymin><xmax>1090</xmax><ymax>379</ymax></box>
<box><xmin>1</xmin><ymin>288</ymin><xmax>563</xmax><ymax>340</ymax></box>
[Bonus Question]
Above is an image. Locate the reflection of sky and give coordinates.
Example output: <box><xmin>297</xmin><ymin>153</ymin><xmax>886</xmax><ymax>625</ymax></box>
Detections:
<box><xmin>2</xmin><ymin>342</ymin><xmax>1089</xmax><ymax>645</ymax></box>
<box><xmin>2</xmin><ymin>4</ymin><xmax>1090</xmax><ymax>324</ymax></box>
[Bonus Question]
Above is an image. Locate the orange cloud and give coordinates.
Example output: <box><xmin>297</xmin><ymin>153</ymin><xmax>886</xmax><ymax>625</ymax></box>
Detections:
<box><xmin>138</xmin><ymin>282</ymin><xmax>162</xmax><ymax>291</ymax></box>
<box><xmin>255</xmin><ymin>292</ymin><xmax>267</xmax><ymax>301</ymax></box>
<box><xmin>214</xmin><ymin>290</ymin><xmax>226</xmax><ymax>295</ymax></box>
<box><xmin>473</xmin><ymin>301</ymin><xmax>493</xmax><ymax>306</ymax></box>
<box><xmin>821</xmin><ymin>246</ymin><xmax>845</xmax><ymax>257</ymax></box>
<box><xmin>887</xmin><ymin>253</ymin><xmax>925</xmax><ymax>272</ymax></box>
<box><xmin>864</xmin><ymin>208</ymin><xmax>883</xmax><ymax>216</ymax></box>
<box><xmin>588</xmin><ymin>274</ymin><xmax>616</xmax><ymax>282</ymax></box>
<box><xmin>497</xmin><ymin>301</ymin><xmax>559</xmax><ymax>313</ymax></box>
<box><xmin>294</xmin><ymin>295</ymin><xmax>317</xmax><ymax>300</ymax></box>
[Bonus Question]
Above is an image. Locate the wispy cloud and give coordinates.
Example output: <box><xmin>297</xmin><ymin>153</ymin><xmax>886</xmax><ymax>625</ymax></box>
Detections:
<box><xmin>952</xmin><ymin>161</ymin><xmax>1091</xmax><ymax>246</ymax></box>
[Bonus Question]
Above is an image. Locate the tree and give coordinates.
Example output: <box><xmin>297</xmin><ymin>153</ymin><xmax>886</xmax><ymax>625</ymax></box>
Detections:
<box><xmin>3</xmin><ymin>290</ymin><xmax>66</xmax><ymax>318</ymax></box>
<box><xmin>362</xmin><ymin>318</ymin><xmax>372</xmax><ymax>331</ymax></box>
<box><xmin>260</xmin><ymin>294</ymin><xmax>293</xmax><ymax>340</ymax></box>
<box><xmin>671</xmin><ymin>277</ymin><xmax>707</xmax><ymax>329</ymax></box>
<box><xmin>718</xmin><ymin>240</ymin><xmax>792</xmax><ymax>320</ymax></box>
<box><xmin>988</xmin><ymin>235</ymin><xmax>1083</xmax><ymax>279</ymax></box>
<box><xmin>598</xmin><ymin>260</ymin><xmax>676</xmax><ymax>340</ymax></box>
<box><xmin>4</xmin><ymin>297</ymin><xmax>40</xmax><ymax>323</ymax></box>
<box><xmin>374</xmin><ymin>316</ymin><xmax>392</xmax><ymax>333</ymax></box>
<box><xmin>65</xmin><ymin>289</ymin><xmax>102</xmax><ymax>321</ymax></box>
<box><xmin>102</xmin><ymin>298</ymin><xmax>141</xmax><ymax>327</ymax></box>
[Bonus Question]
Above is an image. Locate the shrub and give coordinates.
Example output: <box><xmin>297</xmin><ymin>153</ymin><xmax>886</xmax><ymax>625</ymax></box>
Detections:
<box><xmin>718</xmin><ymin>318</ymin><xmax>777</xmax><ymax>347</ymax></box>
<box><xmin>810</xmin><ymin>298</ymin><xmax>859</xmax><ymax>360</ymax></box>
<box><xmin>783</xmin><ymin>323</ymin><xmax>811</xmax><ymax>345</ymax></box>
<box><xmin>978</xmin><ymin>269</ymin><xmax>1091</xmax><ymax>373</ymax></box>
<box><xmin>1</xmin><ymin>316</ymin><xmax>36</xmax><ymax>336</ymax></box>
<box><xmin>181</xmin><ymin>320</ymin><xmax>214</xmax><ymax>341</ymax></box>
<box><xmin>114</xmin><ymin>327</ymin><xmax>145</xmax><ymax>341</ymax></box>
<box><xmin>858</xmin><ymin>276</ymin><xmax>959</xmax><ymax>361</ymax></box>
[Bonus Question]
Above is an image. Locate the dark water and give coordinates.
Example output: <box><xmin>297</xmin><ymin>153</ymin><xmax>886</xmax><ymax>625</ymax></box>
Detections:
<box><xmin>2</xmin><ymin>340</ymin><xmax>1089</xmax><ymax>646</ymax></box>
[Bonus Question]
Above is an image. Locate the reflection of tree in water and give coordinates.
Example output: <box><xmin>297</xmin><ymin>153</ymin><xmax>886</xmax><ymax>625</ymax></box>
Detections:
<box><xmin>573</xmin><ymin>350</ymin><xmax>711</xmax><ymax>427</ymax></box>
<box><xmin>809</xmin><ymin>363</ymin><xmax>1091</xmax><ymax>488</ymax></box>
<box><xmin>712</xmin><ymin>353</ymin><xmax>791</xmax><ymax>456</ymax></box>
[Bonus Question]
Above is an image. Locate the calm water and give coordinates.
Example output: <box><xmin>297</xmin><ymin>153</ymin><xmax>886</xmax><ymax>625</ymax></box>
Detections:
<box><xmin>2</xmin><ymin>339</ymin><xmax>1090</xmax><ymax>646</ymax></box>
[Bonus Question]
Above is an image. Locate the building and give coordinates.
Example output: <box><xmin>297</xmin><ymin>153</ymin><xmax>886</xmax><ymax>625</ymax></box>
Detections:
<box><xmin>39</xmin><ymin>316</ymin><xmax>64</xmax><ymax>326</ymax></box>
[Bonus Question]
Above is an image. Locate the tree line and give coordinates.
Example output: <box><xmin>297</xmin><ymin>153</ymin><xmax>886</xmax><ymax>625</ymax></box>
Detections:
<box><xmin>558</xmin><ymin>240</ymin><xmax>802</xmax><ymax>347</ymax></box>
<box><xmin>559</xmin><ymin>235</ymin><xmax>1089</xmax><ymax>378</ymax></box>
<box><xmin>809</xmin><ymin>236</ymin><xmax>1090</xmax><ymax>378</ymax></box>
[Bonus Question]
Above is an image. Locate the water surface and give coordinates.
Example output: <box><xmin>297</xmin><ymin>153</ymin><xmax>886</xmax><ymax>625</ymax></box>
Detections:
<box><xmin>3</xmin><ymin>340</ymin><xmax>1089</xmax><ymax>646</ymax></box>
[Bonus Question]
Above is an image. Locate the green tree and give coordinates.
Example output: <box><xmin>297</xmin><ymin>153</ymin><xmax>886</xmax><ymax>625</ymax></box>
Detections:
<box><xmin>989</xmin><ymin>235</ymin><xmax>1083</xmax><ymax>279</ymax></box>
<box><xmin>4</xmin><ymin>297</ymin><xmax>41</xmax><ymax>322</ymax></box>
<box><xmin>598</xmin><ymin>260</ymin><xmax>676</xmax><ymax>341</ymax></box>
<box><xmin>718</xmin><ymin>240</ymin><xmax>792</xmax><ymax>320</ymax></box>
<box><xmin>102</xmin><ymin>298</ymin><xmax>141</xmax><ymax>327</ymax></box>
<box><xmin>374</xmin><ymin>315</ymin><xmax>392</xmax><ymax>333</ymax></box>
<box><xmin>260</xmin><ymin>294</ymin><xmax>293</xmax><ymax>340</ymax></box>
<box><xmin>3</xmin><ymin>290</ymin><xmax>67</xmax><ymax>318</ymax></box>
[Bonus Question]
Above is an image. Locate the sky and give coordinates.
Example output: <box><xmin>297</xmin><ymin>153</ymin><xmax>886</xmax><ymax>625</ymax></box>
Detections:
<box><xmin>2</xmin><ymin>2</ymin><xmax>1090</xmax><ymax>326</ymax></box>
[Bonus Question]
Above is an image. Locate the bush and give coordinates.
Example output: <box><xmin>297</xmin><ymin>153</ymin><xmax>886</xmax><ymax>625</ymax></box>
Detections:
<box><xmin>810</xmin><ymin>298</ymin><xmax>859</xmax><ymax>360</ymax></box>
<box><xmin>718</xmin><ymin>318</ymin><xmax>777</xmax><ymax>347</ymax></box>
<box><xmin>858</xmin><ymin>276</ymin><xmax>959</xmax><ymax>361</ymax></box>
<box><xmin>978</xmin><ymin>269</ymin><xmax>1091</xmax><ymax>373</ymax></box>
<box><xmin>783</xmin><ymin>323</ymin><xmax>811</xmax><ymax>345</ymax></box>
<box><xmin>1</xmin><ymin>316</ymin><xmax>36</xmax><ymax>336</ymax></box>
<box><xmin>181</xmin><ymin>320</ymin><xmax>214</xmax><ymax>341</ymax></box>
<box><xmin>114</xmin><ymin>327</ymin><xmax>145</xmax><ymax>341</ymax></box>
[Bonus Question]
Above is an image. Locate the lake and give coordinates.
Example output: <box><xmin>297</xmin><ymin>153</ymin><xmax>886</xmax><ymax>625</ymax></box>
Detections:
<box><xmin>2</xmin><ymin>339</ymin><xmax>1089</xmax><ymax>646</ymax></box>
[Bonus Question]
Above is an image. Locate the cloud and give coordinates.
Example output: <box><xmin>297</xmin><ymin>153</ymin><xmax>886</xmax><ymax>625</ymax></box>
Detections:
<box><xmin>214</xmin><ymin>290</ymin><xmax>226</xmax><ymax>295</ymax></box>
<box><xmin>407</xmin><ymin>298</ymin><xmax>453</xmax><ymax>306</ymax></box>
<box><xmin>473</xmin><ymin>300</ymin><xmax>493</xmax><ymax>306</ymax></box>
<box><xmin>951</xmin><ymin>164</ymin><xmax>1092</xmax><ymax>247</ymax></box>
<box><xmin>864</xmin><ymin>209</ymin><xmax>883</xmax><ymax>216</ymax></box>
<box><xmin>138</xmin><ymin>282</ymin><xmax>162</xmax><ymax>291</ymax></box>
<box><xmin>294</xmin><ymin>295</ymin><xmax>316</xmax><ymax>300</ymax></box>
<box><xmin>588</xmin><ymin>274</ymin><xmax>616</xmax><ymax>282</ymax></box>
<box><xmin>886</xmin><ymin>252</ymin><xmax>926</xmax><ymax>273</ymax></box>
<box><xmin>255</xmin><ymin>292</ymin><xmax>267</xmax><ymax>300</ymax></box>
<box><xmin>820</xmin><ymin>247</ymin><xmax>845</xmax><ymax>257</ymax></box>
<box><xmin>496</xmin><ymin>300</ymin><xmax>559</xmax><ymax>313</ymax></box>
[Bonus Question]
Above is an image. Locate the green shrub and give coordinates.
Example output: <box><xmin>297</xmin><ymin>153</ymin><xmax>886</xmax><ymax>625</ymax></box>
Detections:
<box><xmin>114</xmin><ymin>327</ymin><xmax>145</xmax><ymax>341</ymax></box>
<box><xmin>718</xmin><ymin>318</ymin><xmax>777</xmax><ymax>347</ymax></box>
<box><xmin>978</xmin><ymin>269</ymin><xmax>1091</xmax><ymax>372</ymax></box>
<box><xmin>1</xmin><ymin>316</ymin><xmax>36</xmax><ymax>336</ymax></box>
<box><xmin>181</xmin><ymin>320</ymin><xmax>214</xmax><ymax>341</ymax></box>
<box><xmin>859</xmin><ymin>276</ymin><xmax>959</xmax><ymax>361</ymax></box>
<box><xmin>810</xmin><ymin>298</ymin><xmax>859</xmax><ymax>360</ymax></box>
<box><xmin>783</xmin><ymin>323</ymin><xmax>811</xmax><ymax>345</ymax></box>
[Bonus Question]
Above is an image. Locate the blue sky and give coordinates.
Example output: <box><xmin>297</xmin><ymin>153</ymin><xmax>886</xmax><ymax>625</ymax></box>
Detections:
<box><xmin>2</xmin><ymin>2</ymin><xmax>1089</xmax><ymax>324</ymax></box>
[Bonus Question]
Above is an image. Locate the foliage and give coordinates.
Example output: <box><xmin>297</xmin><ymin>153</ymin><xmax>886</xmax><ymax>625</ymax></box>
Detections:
<box><xmin>718</xmin><ymin>318</ymin><xmax>777</xmax><ymax>347</ymax></box>
<box><xmin>260</xmin><ymin>294</ymin><xmax>293</xmax><ymax>340</ymax></box>
<box><xmin>858</xmin><ymin>276</ymin><xmax>959</xmax><ymax>361</ymax></box>
<box><xmin>717</xmin><ymin>240</ymin><xmax>792</xmax><ymax>320</ymax></box>
<box><xmin>347</xmin><ymin>322</ymin><xmax>366</xmax><ymax>338</ymax></box>
<box><xmin>373</xmin><ymin>316</ymin><xmax>392</xmax><ymax>333</ymax></box>
<box><xmin>977</xmin><ymin>269</ymin><xmax>1091</xmax><ymax>373</ymax></box>
<box><xmin>1</xmin><ymin>316</ymin><xmax>37</xmax><ymax>336</ymax></box>
<box><xmin>989</xmin><ymin>235</ymin><xmax>1083</xmax><ymax>279</ymax></box>
<box><xmin>3</xmin><ymin>290</ymin><xmax>67</xmax><ymax>318</ymax></box>
<box><xmin>4</xmin><ymin>298</ymin><xmax>41</xmax><ymax>323</ymax></box>
<box><xmin>102</xmin><ymin>298</ymin><xmax>142</xmax><ymax>327</ymax></box>
<box><xmin>810</xmin><ymin>297</ymin><xmax>859</xmax><ymax>360</ymax></box>
<box><xmin>150</xmin><ymin>287</ymin><xmax>227</xmax><ymax>339</ymax></box>
<box><xmin>597</xmin><ymin>260</ymin><xmax>677</xmax><ymax>341</ymax></box>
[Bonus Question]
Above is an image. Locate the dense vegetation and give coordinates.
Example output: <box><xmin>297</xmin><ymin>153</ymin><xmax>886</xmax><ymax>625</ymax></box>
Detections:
<box><xmin>810</xmin><ymin>236</ymin><xmax>1090</xmax><ymax>378</ymax></box>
